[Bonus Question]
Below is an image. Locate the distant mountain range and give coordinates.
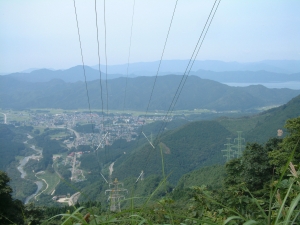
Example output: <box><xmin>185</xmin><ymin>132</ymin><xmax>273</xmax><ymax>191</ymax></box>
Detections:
<box><xmin>5</xmin><ymin>66</ymin><xmax>123</xmax><ymax>83</ymax></box>
<box><xmin>1</xmin><ymin>75</ymin><xmax>300</xmax><ymax>111</ymax></box>
<box><xmin>4</xmin><ymin>60</ymin><xmax>300</xmax><ymax>85</ymax></box>
<box><xmin>193</xmin><ymin>70</ymin><xmax>300</xmax><ymax>83</ymax></box>
<box><xmin>91</xmin><ymin>60</ymin><xmax>300</xmax><ymax>75</ymax></box>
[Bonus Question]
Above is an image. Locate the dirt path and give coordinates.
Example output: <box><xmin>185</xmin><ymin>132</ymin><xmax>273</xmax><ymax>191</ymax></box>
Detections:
<box><xmin>109</xmin><ymin>162</ymin><xmax>115</xmax><ymax>176</ymax></box>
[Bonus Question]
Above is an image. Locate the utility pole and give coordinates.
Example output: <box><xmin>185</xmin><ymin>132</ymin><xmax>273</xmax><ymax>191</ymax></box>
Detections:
<box><xmin>234</xmin><ymin>131</ymin><xmax>245</xmax><ymax>158</ymax></box>
<box><xmin>221</xmin><ymin>138</ymin><xmax>234</xmax><ymax>162</ymax></box>
<box><xmin>105</xmin><ymin>178</ymin><xmax>128</xmax><ymax>212</ymax></box>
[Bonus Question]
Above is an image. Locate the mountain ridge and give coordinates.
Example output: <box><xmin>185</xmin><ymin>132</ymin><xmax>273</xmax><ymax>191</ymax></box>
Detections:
<box><xmin>1</xmin><ymin>75</ymin><xmax>300</xmax><ymax>111</ymax></box>
<box><xmin>3</xmin><ymin>60</ymin><xmax>300</xmax><ymax>84</ymax></box>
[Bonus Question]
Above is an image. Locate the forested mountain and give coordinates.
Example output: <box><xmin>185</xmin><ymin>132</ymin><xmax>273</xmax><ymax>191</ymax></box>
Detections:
<box><xmin>245</xmin><ymin>93</ymin><xmax>300</xmax><ymax>143</ymax></box>
<box><xmin>113</xmin><ymin>120</ymin><xmax>231</xmax><ymax>184</ymax></box>
<box><xmin>1</xmin><ymin>75</ymin><xmax>300</xmax><ymax>111</ymax></box>
<box><xmin>0</xmin><ymin>124</ymin><xmax>26</xmax><ymax>170</ymax></box>
<box><xmin>109</xmin><ymin>94</ymin><xmax>300</xmax><ymax>185</ymax></box>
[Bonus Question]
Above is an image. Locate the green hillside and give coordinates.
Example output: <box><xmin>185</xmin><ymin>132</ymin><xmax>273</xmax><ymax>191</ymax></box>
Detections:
<box><xmin>246</xmin><ymin>94</ymin><xmax>300</xmax><ymax>143</ymax></box>
<box><xmin>111</xmin><ymin>94</ymin><xmax>300</xmax><ymax>185</ymax></box>
<box><xmin>113</xmin><ymin>120</ymin><xmax>232</xmax><ymax>184</ymax></box>
<box><xmin>218</xmin><ymin>94</ymin><xmax>300</xmax><ymax>144</ymax></box>
<box><xmin>0</xmin><ymin>124</ymin><xmax>27</xmax><ymax>170</ymax></box>
<box><xmin>176</xmin><ymin>164</ymin><xmax>226</xmax><ymax>190</ymax></box>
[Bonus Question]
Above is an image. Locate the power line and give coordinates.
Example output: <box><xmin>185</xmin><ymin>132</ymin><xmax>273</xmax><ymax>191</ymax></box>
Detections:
<box><xmin>103</xmin><ymin>0</ymin><xmax>111</xmax><ymax>163</ymax></box>
<box><xmin>143</xmin><ymin>0</ymin><xmax>178</xmax><ymax>119</ymax></box>
<box><xmin>173</xmin><ymin>0</ymin><xmax>222</xmax><ymax>112</ymax></box>
<box><xmin>94</xmin><ymin>0</ymin><xmax>105</xmax><ymax>126</ymax></box>
<box><xmin>123</xmin><ymin>0</ymin><xmax>136</xmax><ymax>112</ymax></box>
<box><xmin>125</xmin><ymin>0</ymin><xmax>179</xmax><ymax>176</ymax></box>
<box><xmin>143</xmin><ymin>0</ymin><xmax>222</xmax><ymax>171</ymax></box>
<box><xmin>134</xmin><ymin>0</ymin><xmax>178</xmax><ymax>151</ymax></box>
<box><xmin>94</xmin><ymin>0</ymin><xmax>108</xmax><ymax>165</ymax></box>
<box><xmin>73</xmin><ymin>0</ymin><xmax>106</xmax><ymax>175</ymax></box>
<box><xmin>104</xmin><ymin>0</ymin><xmax>109</xmax><ymax>117</ymax></box>
<box><xmin>155</xmin><ymin>0</ymin><xmax>220</xmax><ymax>140</ymax></box>
<box><xmin>72</xmin><ymin>0</ymin><xmax>94</xmax><ymax>135</ymax></box>
<box><xmin>155</xmin><ymin>0</ymin><xmax>221</xmax><ymax>142</ymax></box>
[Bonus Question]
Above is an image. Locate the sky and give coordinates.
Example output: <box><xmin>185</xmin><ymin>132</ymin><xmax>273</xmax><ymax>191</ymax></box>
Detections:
<box><xmin>1</xmin><ymin>0</ymin><xmax>300</xmax><ymax>73</ymax></box>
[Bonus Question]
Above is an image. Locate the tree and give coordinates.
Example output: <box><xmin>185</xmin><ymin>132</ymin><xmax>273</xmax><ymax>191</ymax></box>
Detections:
<box><xmin>0</xmin><ymin>171</ymin><xmax>23</xmax><ymax>224</ymax></box>
<box><xmin>225</xmin><ymin>138</ymin><xmax>281</xmax><ymax>192</ymax></box>
<box><xmin>269</xmin><ymin>116</ymin><xmax>300</xmax><ymax>173</ymax></box>
<box><xmin>241</xmin><ymin>142</ymin><xmax>273</xmax><ymax>191</ymax></box>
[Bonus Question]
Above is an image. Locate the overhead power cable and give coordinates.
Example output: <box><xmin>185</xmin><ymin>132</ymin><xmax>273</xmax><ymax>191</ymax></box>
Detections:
<box><xmin>155</xmin><ymin>0</ymin><xmax>222</xmax><ymax>142</ymax></box>
<box><xmin>94</xmin><ymin>0</ymin><xmax>108</xmax><ymax>165</ymax></box>
<box><xmin>123</xmin><ymin>0</ymin><xmax>136</xmax><ymax>112</ymax></box>
<box><xmin>122</xmin><ymin>0</ymin><xmax>178</xmax><ymax>179</ymax></box>
<box><xmin>94</xmin><ymin>0</ymin><xmax>105</xmax><ymax>127</ymax></box>
<box><xmin>104</xmin><ymin>0</ymin><xmax>109</xmax><ymax>116</ymax></box>
<box><xmin>103</xmin><ymin>0</ymin><xmax>111</xmax><ymax>161</ymax></box>
<box><xmin>143</xmin><ymin>0</ymin><xmax>178</xmax><ymax>119</ymax></box>
<box><xmin>72</xmin><ymin>0</ymin><xmax>95</xmax><ymax>135</ymax></box>
<box><xmin>135</xmin><ymin>0</ymin><xmax>178</xmax><ymax>149</ymax></box>
<box><xmin>143</xmin><ymin>0</ymin><xmax>222</xmax><ymax>171</ymax></box>
<box><xmin>73</xmin><ymin>0</ymin><xmax>107</xmax><ymax>173</ymax></box>
<box><xmin>173</xmin><ymin>0</ymin><xmax>222</xmax><ymax>114</ymax></box>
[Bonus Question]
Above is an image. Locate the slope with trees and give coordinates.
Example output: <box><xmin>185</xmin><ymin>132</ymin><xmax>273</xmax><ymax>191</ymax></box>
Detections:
<box><xmin>1</xmin><ymin>75</ymin><xmax>300</xmax><ymax>111</ymax></box>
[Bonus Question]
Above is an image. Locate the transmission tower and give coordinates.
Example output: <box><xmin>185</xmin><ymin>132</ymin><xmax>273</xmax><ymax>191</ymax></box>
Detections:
<box><xmin>105</xmin><ymin>178</ymin><xmax>128</xmax><ymax>212</ymax></box>
<box><xmin>221</xmin><ymin>138</ymin><xmax>234</xmax><ymax>162</ymax></box>
<box><xmin>234</xmin><ymin>131</ymin><xmax>245</xmax><ymax>158</ymax></box>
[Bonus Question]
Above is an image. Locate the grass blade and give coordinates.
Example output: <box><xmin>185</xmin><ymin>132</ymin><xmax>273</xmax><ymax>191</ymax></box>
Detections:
<box><xmin>275</xmin><ymin>180</ymin><xmax>294</xmax><ymax>224</ymax></box>
<box><xmin>243</xmin><ymin>220</ymin><xmax>259</xmax><ymax>225</ymax></box>
<box><xmin>223</xmin><ymin>216</ymin><xmax>243</xmax><ymax>224</ymax></box>
<box><xmin>283</xmin><ymin>193</ymin><xmax>300</xmax><ymax>224</ymax></box>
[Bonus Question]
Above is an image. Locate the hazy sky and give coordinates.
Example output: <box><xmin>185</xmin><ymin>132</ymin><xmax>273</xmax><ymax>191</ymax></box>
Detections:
<box><xmin>1</xmin><ymin>0</ymin><xmax>299</xmax><ymax>73</ymax></box>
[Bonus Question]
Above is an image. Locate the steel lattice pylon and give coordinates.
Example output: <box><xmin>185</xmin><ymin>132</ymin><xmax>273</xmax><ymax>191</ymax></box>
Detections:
<box><xmin>234</xmin><ymin>131</ymin><xmax>245</xmax><ymax>158</ymax></box>
<box><xmin>221</xmin><ymin>138</ymin><xmax>235</xmax><ymax>162</ymax></box>
<box><xmin>105</xmin><ymin>178</ymin><xmax>128</xmax><ymax>212</ymax></box>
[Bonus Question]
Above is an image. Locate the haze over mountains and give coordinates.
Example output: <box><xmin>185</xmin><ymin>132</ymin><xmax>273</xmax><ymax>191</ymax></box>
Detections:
<box><xmin>2</xmin><ymin>59</ymin><xmax>300</xmax><ymax>114</ymax></box>
<box><xmin>90</xmin><ymin>60</ymin><xmax>300</xmax><ymax>75</ymax></box>
<box><xmin>3</xmin><ymin>60</ymin><xmax>300</xmax><ymax>85</ymax></box>
<box><xmin>1</xmin><ymin>74</ymin><xmax>300</xmax><ymax>111</ymax></box>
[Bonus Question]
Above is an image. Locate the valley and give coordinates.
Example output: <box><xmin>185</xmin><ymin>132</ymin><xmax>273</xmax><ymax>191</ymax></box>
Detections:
<box><xmin>1</xmin><ymin>0</ymin><xmax>300</xmax><ymax>223</ymax></box>
<box><xmin>1</xmin><ymin>93</ymin><xmax>299</xmax><ymax>208</ymax></box>
<box><xmin>0</xmin><ymin>107</ymin><xmax>245</xmax><ymax>205</ymax></box>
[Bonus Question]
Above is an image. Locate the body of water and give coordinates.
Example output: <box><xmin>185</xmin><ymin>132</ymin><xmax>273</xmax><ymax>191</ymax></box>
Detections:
<box><xmin>224</xmin><ymin>82</ymin><xmax>300</xmax><ymax>90</ymax></box>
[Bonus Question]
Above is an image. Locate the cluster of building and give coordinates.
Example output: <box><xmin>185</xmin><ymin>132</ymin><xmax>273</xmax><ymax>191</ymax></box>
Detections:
<box><xmin>14</xmin><ymin>111</ymin><xmax>171</xmax><ymax>146</ymax></box>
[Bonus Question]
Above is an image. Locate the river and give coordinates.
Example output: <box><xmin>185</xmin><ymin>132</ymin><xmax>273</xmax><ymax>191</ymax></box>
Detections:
<box><xmin>17</xmin><ymin>145</ymin><xmax>43</xmax><ymax>204</ymax></box>
<box><xmin>17</xmin><ymin>156</ymin><xmax>31</xmax><ymax>179</ymax></box>
<box><xmin>25</xmin><ymin>181</ymin><xmax>43</xmax><ymax>204</ymax></box>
